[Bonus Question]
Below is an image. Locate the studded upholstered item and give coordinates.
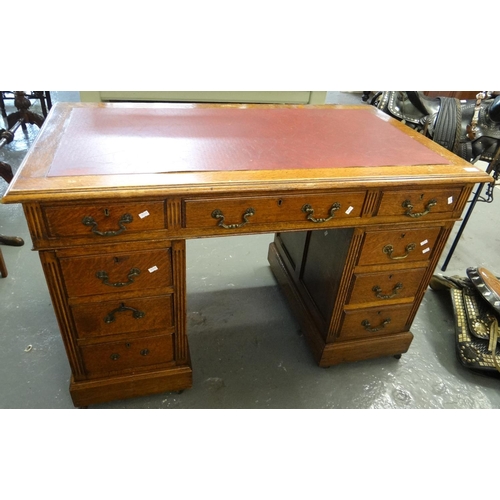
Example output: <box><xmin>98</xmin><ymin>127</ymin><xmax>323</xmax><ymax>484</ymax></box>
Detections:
<box><xmin>429</xmin><ymin>269</ymin><xmax>500</xmax><ymax>375</ymax></box>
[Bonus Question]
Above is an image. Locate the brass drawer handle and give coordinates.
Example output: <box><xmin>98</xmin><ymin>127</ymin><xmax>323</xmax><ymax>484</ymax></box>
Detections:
<box><xmin>211</xmin><ymin>208</ymin><xmax>255</xmax><ymax>229</ymax></box>
<box><xmin>82</xmin><ymin>213</ymin><xmax>133</xmax><ymax>236</ymax></box>
<box><xmin>302</xmin><ymin>202</ymin><xmax>341</xmax><ymax>223</ymax></box>
<box><xmin>361</xmin><ymin>318</ymin><xmax>391</xmax><ymax>332</ymax></box>
<box><xmin>402</xmin><ymin>199</ymin><xmax>437</xmax><ymax>218</ymax></box>
<box><xmin>104</xmin><ymin>302</ymin><xmax>146</xmax><ymax>323</ymax></box>
<box><xmin>372</xmin><ymin>283</ymin><xmax>403</xmax><ymax>300</ymax></box>
<box><xmin>383</xmin><ymin>243</ymin><xmax>416</xmax><ymax>260</ymax></box>
<box><xmin>95</xmin><ymin>267</ymin><xmax>141</xmax><ymax>287</ymax></box>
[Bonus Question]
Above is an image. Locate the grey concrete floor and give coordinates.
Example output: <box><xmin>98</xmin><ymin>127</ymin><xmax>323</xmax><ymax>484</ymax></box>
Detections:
<box><xmin>1</xmin><ymin>92</ymin><xmax>499</xmax><ymax>409</ymax></box>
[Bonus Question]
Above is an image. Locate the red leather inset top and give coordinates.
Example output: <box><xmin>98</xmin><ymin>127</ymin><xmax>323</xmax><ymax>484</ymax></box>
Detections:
<box><xmin>48</xmin><ymin>106</ymin><xmax>450</xmax><ymax>177</ymax></box>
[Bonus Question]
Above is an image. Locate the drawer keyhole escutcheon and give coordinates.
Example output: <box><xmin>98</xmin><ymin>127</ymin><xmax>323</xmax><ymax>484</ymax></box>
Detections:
<box><xmin>402</xmin><ymin>198</ymin><xmax>437</xmax><ymax>218</ymax></box>
<box><xmin>302</xmin><ymin>202</ymin><xmax>341</xmax><ymax>223</ymax></box>
<box><xmin>211</xmin><ymin>208</ymin><xmax>255</xmax><ymax>229</ymax></box>
<box><xmin>140</xmin><ymin>349</ymin><xmax>150</xmax><ymax>356</ymax></box>
<box><xmin>383</xmin><ymin>243</ymin><xmax>416</xmax><ymax>260</ymax></box>
<box><xmin>96</xmin><ymin>268</ymin><xmax>141</xmax><ymax>287</ymax></box>
<box><xmin>82</xmin><ymin>213</ymin><xmax>133</xmax><ymax>236</ymax></box>
<box><xmin>372</xmin><ymin>282</ymin><xmax>403</xmax><ymax>299</ymax></box>
<box><xmin>110</xmin><ymin>353</ymin><xmax>120</xmax><ymax>361</ymax></box>
<box><xmin>361</xmin><ymin>318</ymin><xmax>391</xmax><ymax>332</ymax></box>
<box><xmin>104</xmin><ymin>303</ymin><xmax>146</xmax><ymax>323</ymax></box>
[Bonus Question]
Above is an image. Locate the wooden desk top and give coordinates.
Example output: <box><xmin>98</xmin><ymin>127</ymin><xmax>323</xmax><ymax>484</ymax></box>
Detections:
<box><xmin>3</xmin><ymin>102</ymin><xmax>490</xmax><ymax>203</ymax></box>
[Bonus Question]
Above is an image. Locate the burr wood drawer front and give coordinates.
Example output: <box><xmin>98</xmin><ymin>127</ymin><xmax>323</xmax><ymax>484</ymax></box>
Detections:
<box><xmin>42</xmin><ymin>201</ymin><xmax>166</xmax><ymax>238</ymax></box>
<box><xmin>80</xmin><ymin>334</ymin><xmax>174</xmax><ymax>378</ymax></box>
<box><xmin>59</xmin><ymin>248</ymin><xmax>173</xmax><ymax>298</ymax></box>
<box><xmin>338</xmin><ymin>304</ymin><xmax>414</xmax><ymax>341</ymax></box>
<box><xmin>71</xmin><ymin>295</ymin><xmax>174</xmax><ymax>340</ymax></box>
<box><xmin>183</xmin><ymin>192</ymin><xmax>366</xmax><ymax>230</ymax></box>
<box><xmin>357</xmin><ymin>227</ymin><xmax>442</xmax><ymax>266</ymax></box>
<box><xmin>376</xmin><ymin>187</ymin><xmax>463</xmax><ymax>219</ymax></box>
<box><xmin>347</xmin><ymin>268</ymin><xmax>427</xmax><ymax>305</ymax></box>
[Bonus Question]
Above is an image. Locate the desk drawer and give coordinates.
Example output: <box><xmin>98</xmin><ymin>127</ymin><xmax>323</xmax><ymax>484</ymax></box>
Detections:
<box><xmin>72</xmin><ymin>295</ymin><xmax>174</xmax><ymax>339</ymax></box>
<box><xmin>43</xmin><ymin>201</ymin><xmax>166</xmax><ymax>238</ymax></box>
<box><xmin>339</xmin><ymin>304</ymin><xmax>414</xmax><ymax>340</ymax></box>
<box><xmin>60</xmin><ymin>248</ymin><xmax>173</xmax><ymax>298</ymax></box>
<box><xmin>183</xmin><ymin>192</ymin><xmax>366</xmax><ymax>230</ymax></box>
<box><xmin>357</xmin><ymin>227</ymin><xmax>441</xmax><ymax>266</ymax></box>
<box><xmin>80</xmin><ymin>334</ymin><xmax>174</xmax><ymax>378</ymax></box>
<box><xmin>347</xmin><ymin>268</ymin><xmax>426</xmax><ymax>305</ymax></box>
<box><xmin>377</xmin><ymin>188</ymin><xmax>462</xmax><ymax>219</ymax></box>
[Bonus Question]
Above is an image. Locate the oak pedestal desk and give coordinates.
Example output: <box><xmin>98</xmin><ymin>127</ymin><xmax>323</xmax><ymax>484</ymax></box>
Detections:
<box><xmin>3</xmin><ymin>103</ymin><xmax>490</xmax><ymax>407</ymax></box>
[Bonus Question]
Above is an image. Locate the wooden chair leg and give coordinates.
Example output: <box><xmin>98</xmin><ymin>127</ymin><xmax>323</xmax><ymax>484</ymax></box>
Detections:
<box><xmin>0</xmin><ymin>247</ymin><xmax>8</xmax><ymax>278</ymax></box>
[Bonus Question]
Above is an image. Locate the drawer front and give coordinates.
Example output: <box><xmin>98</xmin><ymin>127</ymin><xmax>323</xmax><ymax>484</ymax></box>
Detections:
<box><xmin>80</xmin><ymin>334</ymin><xmax>174</xmax><ymax>378</ymax></box>
<box><xmin>377</xmin><ymin>188</ymin><xmax>462</xmax><ymax>218</ymax></box>
<box><xmin>348</xmin><ymin>268</ymin><xmax>427</xmax><ymax>305</ymax></box>
<box><xmin>43</xmin><ymin>201</ymin><xmax>166</xmax><ymax>238</ymax></box>
<box><xmin>358</xmin><ymin>227</ymin><xmax>441</xmax><ymax>266</ymax></box>
<box><xmin>72</xmin><ymin>295</ymin><xmax>174</xmax><ymax>339</ymax></box>
<box><xmin>60</xmin><ymin>248</ymin><xmax>172</xmax><ymax>298</ymax></box>
<box><xmin>339</xmin><ymin>304</ymin><xmax>414</xmax><ymax>340</ymax></box>
<box><xmin>183</xmin><ymin>192</ymin><xmax>366</xmax><ymax>230</ymax></box>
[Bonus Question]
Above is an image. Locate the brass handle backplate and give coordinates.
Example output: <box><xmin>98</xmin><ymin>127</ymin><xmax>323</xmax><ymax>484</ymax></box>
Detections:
<box><xmin>302</xmin><ymin>202</ymin><xmax>341</xmax><ymax>223</ymax></box>
<box><xmin>82</xmin><ymin>213</ymin><xmax>133</xmax><ymax>236</ymax></box>
<box><xmin>383</xmin><ymin>243</ymin><xmax>416</xmax><ymax>260</ymax></box>
<box><xmin>361</xmin><ymin>318</ymin><xmax>391</xmax><ymax>332</ymax></box>
<box><xmin>104</xmin><ymin>302</ymin><xmax>146</xmax><ymax>323</ymax></box>
<box><xmin>211</xmin><ymin>208</ymin><xmax>255</xmax><ymax>229</ymax></box>
<box><xmin>402</xmin><ymin>199</ymin><xmax>437</xmax><ymax>218</ymax></box>
<box><xmin>372</xmin><ymin>283</ymin><xmax>403</xmax><ymax>300</ymax></box>
<box><xmin>96</xmin><ymin>267</ymin><xmax>141</xmax><ymax>287</ymax></box>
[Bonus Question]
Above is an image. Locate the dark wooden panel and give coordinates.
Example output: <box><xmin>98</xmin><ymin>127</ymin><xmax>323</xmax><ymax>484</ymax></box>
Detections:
<box><xmin>276</xmin><ymin>231</ymin><xmax>308</xmax><ymax>272</ymax></box>
<box><xmin>301</xmin><ymin>227</ymin><xmax>354</xmax><ymax>322</ymax></box>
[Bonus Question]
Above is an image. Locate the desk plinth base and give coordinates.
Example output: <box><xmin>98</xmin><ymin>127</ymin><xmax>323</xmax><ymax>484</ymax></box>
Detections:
<box><xmin>69</xmin><ymin>365</ymin><xmax>193</xmax><ymax>408</ymax></box>
<box><xmin>268</xmin><ymin>242</ymin><xmax>413</xmax><ymax>367</ymax></box>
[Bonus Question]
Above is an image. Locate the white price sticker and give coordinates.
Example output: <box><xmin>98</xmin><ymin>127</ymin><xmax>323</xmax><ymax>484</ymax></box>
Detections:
<box><xmin>148</xmin><ymin>266</ymin><xmax>158</xmax><ymax>273</ymax></box>
<box><xmin>139</xmin><ymin>210</ymin><xmax>150</xmax><ymax>219</ymax></box>
<box><xmin>464</xmin><ymin>167</ymin><xmax>478</xmax><ymax>172</ymax></box>
<box><xmin>422</xmin><ymin>247</ymin><xmax>430</xmax><ymax>254</ymax></box>
<box><xmin>345</xmin><ymin>206</ymin><xmax>354</xmax><ymax>215</ymax></box>
<box><xmin>448</xmin><ymin>196</ymin><xmax>453</xmax><ymax>204</ymax></box>
<box><xmin>420</xmin><ymin>239</ymin><xmax>428</xmax><ymax>246</ymax></box>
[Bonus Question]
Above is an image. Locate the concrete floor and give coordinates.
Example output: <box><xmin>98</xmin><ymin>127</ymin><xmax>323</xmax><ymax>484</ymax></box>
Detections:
<box><xmin>1</xmin><ymin>91</ymin><xmax>499</xmax><ymax>409</ymax></box>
